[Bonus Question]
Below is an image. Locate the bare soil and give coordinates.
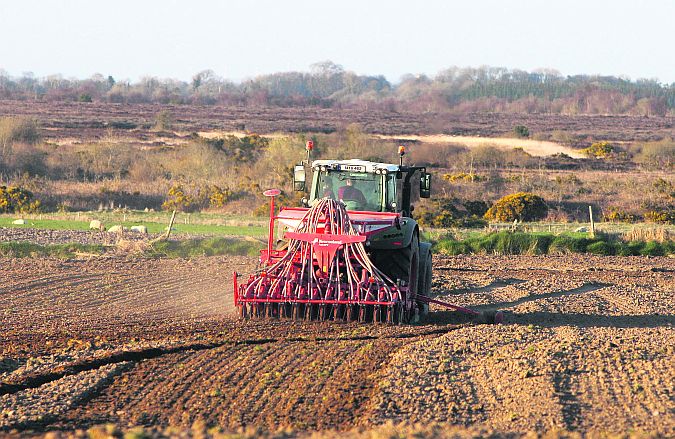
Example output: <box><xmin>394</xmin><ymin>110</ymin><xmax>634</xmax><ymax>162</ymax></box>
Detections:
<box><xmin>0</xmin><ymin>254</ymin><xmax>673</xmax><ymax>437</ymax></box>
<box><xmin>0</xmin><ymin>227</ymin><xmax>152</xmax><ymax>246</ymax></box>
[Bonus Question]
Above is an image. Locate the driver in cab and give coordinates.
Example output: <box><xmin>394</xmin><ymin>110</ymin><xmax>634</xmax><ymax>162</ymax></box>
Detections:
<box><xmin>338</xmin><ymin>178</ymin><xmax>366</xmax><ymax>206</ymax></box>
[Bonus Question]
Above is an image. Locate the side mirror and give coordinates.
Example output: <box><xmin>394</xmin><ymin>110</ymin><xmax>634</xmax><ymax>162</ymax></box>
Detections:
<box><xmin>420</xmin><ymin>172</ymin><xmax>431</xmax><ymax>198</ymax></box>
<box><xmin>293</xmin><ymin>164</ymin><xmax>306</xmax><ymax>191</ymax></box>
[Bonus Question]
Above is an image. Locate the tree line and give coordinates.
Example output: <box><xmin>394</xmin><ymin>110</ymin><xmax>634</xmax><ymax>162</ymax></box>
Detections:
<box><xmin>0</xmin><ymin>62</ymin><xmax>673</xmax><ymax>115</ymax></box>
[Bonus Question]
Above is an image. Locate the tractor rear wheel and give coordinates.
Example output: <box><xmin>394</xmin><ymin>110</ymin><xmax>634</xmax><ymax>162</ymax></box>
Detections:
<box><xmin>372</xmin><ymin>233</ymin><xmax>419</xmax><ymax>323</ymax></box>
<box><xmin>417</xmin><ymin>249</ymin><xmax>432</xmax><ymax>318</ymax></box>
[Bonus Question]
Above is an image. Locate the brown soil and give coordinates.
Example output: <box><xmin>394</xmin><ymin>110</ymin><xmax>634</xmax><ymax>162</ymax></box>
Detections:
<box><xmin>0</xmin><ymin>254</ymin><xmax>673</xmax><ymax>437</ymax></box>
<box><xmin>0</xmin><ymin>227</ymin><xmax>153</xmax><ymax>246</ymax></box>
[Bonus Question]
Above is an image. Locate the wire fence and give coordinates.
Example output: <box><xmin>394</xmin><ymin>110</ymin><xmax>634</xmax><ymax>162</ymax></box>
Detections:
<box><xmin>427</xmin><ymin>221</ymin><xmax>675</xmax><ymax>240</ymax></box>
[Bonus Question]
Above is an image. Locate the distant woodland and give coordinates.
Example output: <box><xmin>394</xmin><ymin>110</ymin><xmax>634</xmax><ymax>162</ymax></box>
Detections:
<box><xmin>1</xmin><ymin>62</ymin><xmax>673</xmax><ymax>116</ymax></box>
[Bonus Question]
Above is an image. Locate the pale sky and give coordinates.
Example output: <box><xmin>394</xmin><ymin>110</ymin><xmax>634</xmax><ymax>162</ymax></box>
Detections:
<box><xmin>0</xmin><ymin>0</ymin><xmax>673</xmax><ymax>84</ymax></box>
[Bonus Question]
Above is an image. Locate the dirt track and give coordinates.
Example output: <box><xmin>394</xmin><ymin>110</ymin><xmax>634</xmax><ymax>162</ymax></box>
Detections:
<box><xmin>376</xmin><ymin>134</ymin><xmax>587</xmax><ymax>158</ymax></box>
<box><xmin>1</xmin><ymin>254</ymin><xmax>673</xmax><ymax>436</ymax></box>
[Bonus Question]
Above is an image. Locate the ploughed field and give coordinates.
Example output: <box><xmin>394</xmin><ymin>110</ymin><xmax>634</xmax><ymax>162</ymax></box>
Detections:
<box><xmin>1</xmin><ymin>254</ymin><xmax>673</xmax><ymax>437</ymax></box>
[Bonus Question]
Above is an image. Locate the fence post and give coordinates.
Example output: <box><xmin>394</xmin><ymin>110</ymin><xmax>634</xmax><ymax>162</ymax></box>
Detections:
<box><xmin>589</xmin><ymin>206</ymin><xmax>595</xmax><ymax>238</ymax></box>
<box><xmin>165</xmin><ymin>210</ymin><xmax>177</xmax><ymax>240</ymax></box>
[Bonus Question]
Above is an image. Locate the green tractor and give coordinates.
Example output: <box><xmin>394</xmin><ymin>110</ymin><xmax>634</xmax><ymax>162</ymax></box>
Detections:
<box><xmin>292</xmin><ymin>155</ymin><xmax>433</xmax><ymax>321</ymax></box>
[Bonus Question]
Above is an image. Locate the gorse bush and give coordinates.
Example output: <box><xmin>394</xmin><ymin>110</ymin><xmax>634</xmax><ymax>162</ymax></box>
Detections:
<box><xmin>512</xmin><ymin>125</ymin><xmax>529</xmax><ymax>138</ymax></box>
<box><xmin>442</xmin><ymin>172</ymin><xmax>486</xmax><ymax>183</ymax></box>
<box><xmin>163</xmin><ymin>183</ymin><xmax>236</xmax><ymax>212</ymax></box>
<box><xmin>162</xmin><ymin>184</ymin><xmax>193</xmax><ymax>212</ymax></box>
<box><xmin>416</xmin><ymin>199</ymin><xmax>488</xmax><ymax>228</ymax></box>
<box><xmin>0</xmin><ymin>186</ymin><xmax>41</xmax><ymax>213</ymax></box>
<box><xmin>581</xmin><ymin>141</ymin><xmax>614</xmax><ymax>158</ymax></box>
<box><xmin>644</xmin><ymin>209</ymin><xmax>675</xmax><ymax>225</ymax></box>
<box><xmin>216</xmin><ymin>134</ymin><xmax>269</xmax><ymax>163</ymax></box>
<box><xmin>208</xmin><ymin>185</ymin><xmax>234</xmax><ymax>208</ymax></box>
<box><xmin>484</xmin><ymin>192</ymin><xmax>548</xmax><ymax>222</ymax></box>
<box><xmin>603</xmin><ymin>207</ymin><xmax>636</xmax><ymax>223</ymax></box>
<box><xmin>417</xmin><ymin>200</ymin><xmax>461</xmax><ymax>228</ymax></box>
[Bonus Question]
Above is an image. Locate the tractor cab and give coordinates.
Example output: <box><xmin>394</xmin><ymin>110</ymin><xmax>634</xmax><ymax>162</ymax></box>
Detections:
<box><xmin>295</xmin><ymin>159</ymin><xmax>431</xmax><ymax>218</ymax></box>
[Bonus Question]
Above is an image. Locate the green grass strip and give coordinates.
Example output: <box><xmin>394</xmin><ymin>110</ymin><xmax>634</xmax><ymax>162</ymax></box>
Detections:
<box><xmin>435</xmin><ymin>231</ymin><xmax>674</xmax><ymax>256</ymax></box>
<box><xmin>0</xmin><ymin>237</ymin><xmax>264</xmax><ymax>259</ymax></box>
<box><xmin>0</xmin><ymin>217</ymin><xmax>266</xmax><ymax>237</ymax></box>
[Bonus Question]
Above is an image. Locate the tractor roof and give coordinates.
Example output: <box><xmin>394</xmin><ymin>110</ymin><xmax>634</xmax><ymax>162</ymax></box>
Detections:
<box><xmin>311</xmin><ymin>159</ymin><xmax>399</xmax><ymax>173</ymax></box>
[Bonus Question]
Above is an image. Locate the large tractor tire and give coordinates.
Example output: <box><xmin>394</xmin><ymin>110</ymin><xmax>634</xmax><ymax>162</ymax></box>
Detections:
<box><xmin>417</xmin><ymin>244</ymin><xmax>432</xmax><ymax>318</ymax></box>
<box><xmin>372</xmin><ymin>233</ymin><xmax>420</xmax><ymax>323</ymax></box>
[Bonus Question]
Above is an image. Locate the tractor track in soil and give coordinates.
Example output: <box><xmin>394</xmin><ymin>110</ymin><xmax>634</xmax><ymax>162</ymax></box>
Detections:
<box><xmin>50</xmin><ymin>327</ymin><xmax>470</xmax><ymax>432</ymax></box>
<box><xmin>2</xmin><ymin>324</ymin><xmax>469</xmax><ymax>432</ymax></box>
<box><xmin>1</xmin><ymin>254</ymin><xmax>673</xmax><ymax>436</ymax></box>
<box><xmin>0</xmin><ymin>326</ymin><xmax>461</xmax><ymax>398</ymax></box>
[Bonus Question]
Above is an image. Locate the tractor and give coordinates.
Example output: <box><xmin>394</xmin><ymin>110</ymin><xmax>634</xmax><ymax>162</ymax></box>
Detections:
<box><xmin>234</xmin><ymin>144</ymin><xmax>503</xmax><ymax>324</ymax></box>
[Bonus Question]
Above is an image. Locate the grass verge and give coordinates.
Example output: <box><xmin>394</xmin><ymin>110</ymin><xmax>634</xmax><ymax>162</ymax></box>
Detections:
<box><xmin>0</xmin><ymin>216</ymin><xmax>266</xmax><ymax>237</ymax></box>
<box><xmin>435</xmin><ymin>231</ymin><xmax>674</xmax><ymax>256</ymax></box>
<box><xmin>0</xmin><ymin>237</ymin><xmax>264</xmax><ymax>259</ymax></box>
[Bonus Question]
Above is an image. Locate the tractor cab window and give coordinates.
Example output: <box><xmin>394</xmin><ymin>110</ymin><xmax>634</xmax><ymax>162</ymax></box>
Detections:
<box><xmin>312</xmin><ymin>171</ymin><xmax>395</xmax><ymax>212</ymax></box>
<box><xmin>385</xmin><ymin>174</ymin><xmax>397</xmax><ymax>211</ymax></box>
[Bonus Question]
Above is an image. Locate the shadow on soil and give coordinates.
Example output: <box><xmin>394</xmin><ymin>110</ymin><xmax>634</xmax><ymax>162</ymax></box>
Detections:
<box><xmin>427</xmin><ymin>283</ymin><xmax>674</xmax><ymax>328</ymax></box>
<box><xmin>472</xmin><ymin>282</ymin><xmax>608</xmax><ymax>310</ymax></box>
<box><xmin>424</xmin><ymin>309</ymin><xmax>674</xmax><ymax>329</ymax></box>
<box><xmin>507</xmin><ymin>312</ymin><xmax>674</xmax><ymax>328</ymax></box>
<box><xmin>443</xmin><ymin>278</ymin><xmax>527</xmax><ymax>296</ymax></box>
